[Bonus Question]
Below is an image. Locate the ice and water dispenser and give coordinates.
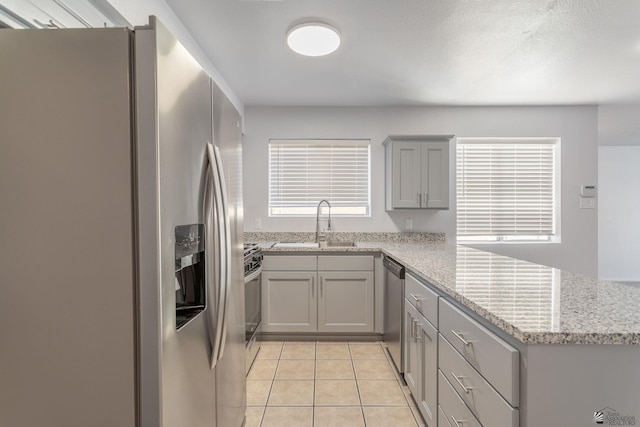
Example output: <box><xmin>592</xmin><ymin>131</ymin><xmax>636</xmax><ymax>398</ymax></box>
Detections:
<box><xmin>174</xmin><ymin>224</ymin><xmax>206</xmax><ymax>329</ymax></box>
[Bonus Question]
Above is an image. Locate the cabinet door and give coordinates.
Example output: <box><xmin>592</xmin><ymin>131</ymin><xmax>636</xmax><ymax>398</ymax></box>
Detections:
<box><xmin>317</xmin><ymin>271</ymin><xmax>374</xmax><ymax>333</ymax></box>
<box><xmin>418</xmin><ymin>319</ymin><xmax>438</xmax><ymax>426</ymax></box>
<box><xmin>262</xmin><ymin>271</ymin><xmax>317</xmax><ymax>333</ymax></box>
<box><xmin>392</xmin><ymin>141</ymin><xmax>422</xmax><ymax>208</ymax></box>
<box><xmin>421</xmin><ymin>141</ymin><xmax>449</xmax><ymax>208</ymax></box>
<box><xmin>404</xmin><ymin>300</ymin><xmax>420</xmax><ymax>398</ymax></box>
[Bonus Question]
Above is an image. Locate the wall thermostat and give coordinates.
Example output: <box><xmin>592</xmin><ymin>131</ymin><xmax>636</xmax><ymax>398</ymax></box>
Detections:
<box><xmin>581</xmin><ymin>185</ymin><xmax>597</xmax><ymax>198</ymax></box>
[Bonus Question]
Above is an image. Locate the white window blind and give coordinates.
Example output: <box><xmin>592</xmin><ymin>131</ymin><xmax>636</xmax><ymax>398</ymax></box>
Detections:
<box><xmin>269</xmin><ymin>139</ymin><xmax>370</xmax><ymax>216</ymax></box>
<box><xmin>456</xmin><ymin>248</ymin><xmax>559</xmax><ymax>331</ymax></box>
<box><xmin>456</xmin><ymin>138</ymin><xmax>559</xmax><ymax>242</ymax></box>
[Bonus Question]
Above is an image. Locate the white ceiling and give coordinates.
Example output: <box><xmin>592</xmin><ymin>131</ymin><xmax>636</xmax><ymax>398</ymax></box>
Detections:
<box><xmin>162</xmin><ymin>0</ymin><xmax>640</xmax><ymax>107</ymax></box>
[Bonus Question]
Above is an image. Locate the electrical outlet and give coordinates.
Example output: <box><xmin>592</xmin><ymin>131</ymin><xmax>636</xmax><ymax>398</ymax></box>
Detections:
<box><xmin>254</xmin><ymin>218</ymin><xmax>262</xmax><ymax>229</ymax></box>
<box><xmin>579</xmin><ymin>197</ymin><xmax>595</xmax><ymax>209</ymax></box>
<box><xmin>405</xmin><ymin>218</ymin><xmax>413</xmax><ymax>230</ymax></box>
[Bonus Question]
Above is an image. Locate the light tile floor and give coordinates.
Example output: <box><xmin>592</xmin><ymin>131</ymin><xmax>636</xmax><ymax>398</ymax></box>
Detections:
<box><xmin>246</xmin><ymin>341</ymin><xmax>426</xmax><ymax>427</ymax></box>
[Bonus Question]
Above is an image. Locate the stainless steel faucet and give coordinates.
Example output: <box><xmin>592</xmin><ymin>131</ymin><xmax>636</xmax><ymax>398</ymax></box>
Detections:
<box><xmin>315</xmin><ymin>200</ymin><xmax>332</xmax><ymax>243</ymax></box>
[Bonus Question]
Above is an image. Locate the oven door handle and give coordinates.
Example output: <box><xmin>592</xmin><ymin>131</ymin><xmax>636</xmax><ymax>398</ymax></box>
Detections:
<box><xmin>244</xmin><ymin>265</ymin><xmax>263</xmax><ymax>284</ymax></box>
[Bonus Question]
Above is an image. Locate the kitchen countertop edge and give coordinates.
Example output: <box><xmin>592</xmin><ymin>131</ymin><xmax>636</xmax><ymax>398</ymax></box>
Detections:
<box><xmin>259</xmin><ymin>241</ymin><xmax>640</xmax><ymax>345</ymax></box>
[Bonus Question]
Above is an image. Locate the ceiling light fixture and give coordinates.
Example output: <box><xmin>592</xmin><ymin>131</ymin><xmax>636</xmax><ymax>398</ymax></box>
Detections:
<box><xmin>287</xmin><ymin>22</ymin><xmax>341</xmax><ymax>57</ymax></box>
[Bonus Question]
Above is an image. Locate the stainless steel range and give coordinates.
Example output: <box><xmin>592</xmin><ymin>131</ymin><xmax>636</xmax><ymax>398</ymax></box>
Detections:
<box><xmin>244</xmin><ymin>243</ymin><xmax>263</xmax><ymax>374</ymax></box>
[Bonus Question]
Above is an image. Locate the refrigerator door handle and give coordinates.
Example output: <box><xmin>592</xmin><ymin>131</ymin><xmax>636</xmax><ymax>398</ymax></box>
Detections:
<box><xmin>203</xmin><ymin>148</ymin><xmax>216</xmax><ymax>365</ymax></box>
<box><xmin>212</xmin><ymin>144</ymin><xmax>232</xmax><ymax>362</ymax></box>
<box><xmin>205</xmin><ymin>142</ymin><xmax>226</xmax><ymax>369</ymax></box>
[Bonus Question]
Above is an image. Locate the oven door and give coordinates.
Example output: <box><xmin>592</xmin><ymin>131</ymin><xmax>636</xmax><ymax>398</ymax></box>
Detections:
<box><xmin>244</xmin><ymin>266</ymin><xmax>262</xmax><ymax>374</ymax></box>
<box><xmin>244</xmin><ymin>266</ymin><xmax>262</xmax><ymax>343</ymax></box>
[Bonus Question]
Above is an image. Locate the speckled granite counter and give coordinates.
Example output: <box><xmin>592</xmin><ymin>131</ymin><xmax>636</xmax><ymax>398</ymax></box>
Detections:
<box><xmin>249</xmin><ymin>233</ymin><xmax>640</xmax><ymax>345</ymax></box>
<box><xmin>381</xmin><ymin>242</ymin><xmax>640</xmax><ymax>345</ymax></box>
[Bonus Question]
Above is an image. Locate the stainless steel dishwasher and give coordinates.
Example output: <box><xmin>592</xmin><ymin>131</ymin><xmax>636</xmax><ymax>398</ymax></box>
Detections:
<box><xmin>383</xmin><ymin>256</ymin><xmax>405</xmax><ymax>374</ymax></box>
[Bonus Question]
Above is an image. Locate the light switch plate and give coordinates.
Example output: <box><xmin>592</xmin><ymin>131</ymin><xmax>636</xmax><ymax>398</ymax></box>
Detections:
<box><xmin>254</xmin><ymin>218</ymin><xmax>262</xmax><ymax>229</ymax></box>
<box><xmin>405</xmin><ymin>218</ymin><xmax>413</xmax><ymax>230</ymax></box>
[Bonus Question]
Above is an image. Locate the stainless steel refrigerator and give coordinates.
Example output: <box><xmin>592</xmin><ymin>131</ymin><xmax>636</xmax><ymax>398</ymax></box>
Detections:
<box><xmin>0</xmin><ymin>17</ymin><xmax>246</xmax><ymax>427</ymax></box>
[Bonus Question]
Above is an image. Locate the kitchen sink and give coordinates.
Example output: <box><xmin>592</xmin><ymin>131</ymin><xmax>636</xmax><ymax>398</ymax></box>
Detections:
<box><xmin>271</xmin><ymin>242</ymin><xmax>320</xmax><ymax>248</ymax></box>
<box><xmin>320</xmin><ymin>241</ymin><xmax>356</xmax><ymax>247</ymax></box>
<box><xmin>270</xmin><ymin>241</ymin><xmax>356</xmax><ymax>248</ymax></box>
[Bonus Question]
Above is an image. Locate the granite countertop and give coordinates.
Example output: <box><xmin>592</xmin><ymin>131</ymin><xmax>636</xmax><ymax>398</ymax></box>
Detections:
<box><xmin>249</xmin><ymin>232</ymin><xmax>640</xmax><ymax>345</ymax></box>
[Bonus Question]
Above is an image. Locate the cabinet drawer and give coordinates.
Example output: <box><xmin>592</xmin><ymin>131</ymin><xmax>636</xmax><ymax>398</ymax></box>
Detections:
<box><xmin>438</xmin><ymin>370</ymin><xmax>481</xmax><ymax>427</ymax></box>
<box><xmin>438</xmin><ymin>406</ymin><xmax>453</xmax><ymax>427</ymax></box>
<box><xmin>318</xmin><ymin>255</ymin><xmax>373</xmax><ymax>271</ymax></box>
<box><xmin>439</xmin><ymin>335</ymin><xmax>519</xmax><ymax>426</ymax></box>
<box><xmin>439</xmin><ymin>299</ymin><xmax>519</xmax><ymax>406</ymax></box>
<box><xmin>263</xmin><ymin>255</ymin><xmax>317</xmax><ymax>271</ymax></box>
<box><xmin>405</xmin><ymin>272</ymin><xmax>439</xmax><ymax>326</ymax></box>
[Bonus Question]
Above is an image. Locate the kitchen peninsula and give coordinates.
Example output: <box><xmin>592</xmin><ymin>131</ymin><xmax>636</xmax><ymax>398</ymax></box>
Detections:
<box><xmin>247</xmin><ymin>232</ymin><xmax>640</xmax><ymax>426</ymax></box>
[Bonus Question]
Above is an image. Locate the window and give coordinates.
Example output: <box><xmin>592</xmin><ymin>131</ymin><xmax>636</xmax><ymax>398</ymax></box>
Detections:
<box><xmin>456</xmin><ymin>138</ymin><xmax>560</xmax><ymax>242</ymax></box>
<box><xmin>269</xmin><ymin>139</ymin><xmax>371</xmax><ymax>216</ymax></box>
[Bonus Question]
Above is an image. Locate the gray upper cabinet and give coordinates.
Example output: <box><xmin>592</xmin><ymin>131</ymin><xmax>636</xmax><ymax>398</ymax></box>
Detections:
<box><xmin>384</xmin><ymin>135</ymin><xmax>453</xmax><ymax>210</ymax></box>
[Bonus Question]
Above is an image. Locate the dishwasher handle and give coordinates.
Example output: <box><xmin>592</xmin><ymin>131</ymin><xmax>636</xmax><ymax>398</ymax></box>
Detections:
<box><xmin>383</xmin><ymin>256</ymin><xmax>405</xmax><ymax>279</ymax></box>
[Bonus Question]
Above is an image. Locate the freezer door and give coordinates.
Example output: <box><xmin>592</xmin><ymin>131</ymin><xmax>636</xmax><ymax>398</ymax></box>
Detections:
<box><xmin>135</xmin><ymin>18</ymin><xmax>217</xmax><ymax>427</ymax></box>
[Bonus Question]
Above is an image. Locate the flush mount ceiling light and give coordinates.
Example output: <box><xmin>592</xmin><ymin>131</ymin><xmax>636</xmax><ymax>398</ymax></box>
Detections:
<box><xmin>286</xmin><ymin>22</ymin><xmax>341</xmax><ymax>57</ymax></box>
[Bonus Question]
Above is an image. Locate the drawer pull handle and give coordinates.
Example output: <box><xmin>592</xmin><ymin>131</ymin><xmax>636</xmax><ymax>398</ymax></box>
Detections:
<box><xmin>450</xmin><ymin>371</ymin><xmax>474</xmax><ymax>394</ymax></box>
<box><xmin>451</xmin><ymin>330</ymin><xmax>474</xmax><ymax>346</ymax></box>
<box><xmin>451</xmin><ymin>415</ymin><xmax>468</xmax><ymax>426</ymax></box>
<box><xmin>409</xmin><ymin>293</ymin><xmax>425</xmax><ymax>303</ymax></box>
<box><xmin>408</xmin><ymin>317</ymin><xmax>415</xmax><ymax>339</ymax></box>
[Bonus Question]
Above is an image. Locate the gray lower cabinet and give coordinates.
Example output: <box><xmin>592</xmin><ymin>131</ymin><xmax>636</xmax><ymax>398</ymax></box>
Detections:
<box><xmin>318</xmin><ymin>271</ymin><xmax>374</xmax><ymax>333</ymax></box>
<box><xmin>438</xmin><ymin>299</ymin><xmax>520</xmax><ymax>427</ymax></box>
<box><xmin>405</xmin><ymin>300</ymin><xmax>438</xmax><ymax>426</ymax></box>
<box><xmin>405</xmin><ymin>269</ymin><xmax>640</xmax><ymax>427</ymax></box>
<box><xmin>439</xmin><ymin>299</ymin><xmax>519</xmax><ymax>407</ymax></box>
<box><xmin>439</xmin><ymin>335</ymin><xmax>519</xmax><ymax>426</ymax></box>
<box><xmin>438</xmin><ymin>370</ymin><xmax>482</xmax><ymax>427</ymax></box>
<box><xmin>417</xmin><ymin>316</ymin><xmax>438</xmax><ymax>425</ymax></box>
<box><xmin>262</xmin><ymin>254</ymin><xmax>375</xmax><ymax>334</ymax></box>
<box><xmin>404</xmin><ymin>300</ymin><xmax>420</xmax><ymax>395</ymax></box>
<box><xmin>404</xmin><ymin>272</ymin><xmax>439</xmax><ymax>426</ymax></box>
<box><xmin>262</xmin><ymin>270</ymin><xmax>317</xmax><ymax>333</ymax></box>
<box><xmin>405</xmin><ymin>273</ymin><xmax>518</xmax><ymax>427</ymax></box>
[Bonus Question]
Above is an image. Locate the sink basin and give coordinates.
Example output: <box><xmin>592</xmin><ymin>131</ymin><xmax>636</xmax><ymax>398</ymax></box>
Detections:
<box><xmin>270</xmin><ymin>241</ymin><xmax>356</xmax><ymax>248</ymax></box>
<box><xmin>271</xmin><ymin>242</ymin><xmax>320</xmax><ymax>248</ymax></box>
<box><xmin>320</xmin><ymin>241</ymin><xmax>356</xmax><ymax>247</ymax></box>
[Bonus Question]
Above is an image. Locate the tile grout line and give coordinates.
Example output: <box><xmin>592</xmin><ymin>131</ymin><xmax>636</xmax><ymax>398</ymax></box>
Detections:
<box><xmin>351</xmin><ymin>341</ymin><xmax>368</xmax><ymax>427</ymax></box>
<box><xmin>312</xmin><ymin>341</ymin><xmax>316</xmax><ymax>427</ymax></box>
<box><xmin>260</xmin><ymin>342</ymin><xmax>282</xmax><ymax>426</ymax></box>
